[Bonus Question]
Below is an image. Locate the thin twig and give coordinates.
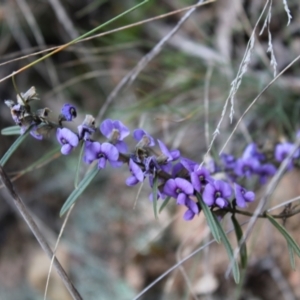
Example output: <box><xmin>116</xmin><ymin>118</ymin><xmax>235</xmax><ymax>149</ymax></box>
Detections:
<box><xmin>0</xmin><ymin>0</ymin><xmax>214</xmax><ymax>83</ymax></box>
<box><xmin>133</xmin><ymin>221</ymin><xmax>248</xmax><ymax>300</ymax></box>
<box><xmin>204</xmin><ymin>64</ymin><xmax>213</xmax><ymax>150</ymax></box>
<box><xmin>44</xmin><ymin>204</ymin><xmax>75</xmax><ymax>300</ymax></box>
<box><xmin>220</xmin><ymin>53</ymin><xmax>300</xmax><ymax>154</ymax></box>
<box><xmin>0</xmin><ymin>165</ymin><xmax>83</xmax><ymax>300</ymax></box>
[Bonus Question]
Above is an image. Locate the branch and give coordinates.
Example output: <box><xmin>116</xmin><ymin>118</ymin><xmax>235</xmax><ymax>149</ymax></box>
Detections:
<box><xmin>0</xmin><ymin>165</ymin><xmax>83</xmax><ymax>300</ymax></box>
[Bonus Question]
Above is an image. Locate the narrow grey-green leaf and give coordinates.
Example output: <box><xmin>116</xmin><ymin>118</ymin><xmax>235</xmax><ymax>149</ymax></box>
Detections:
<box><xmin>287</xmin><ymin>241</ymin><xmax>296</xmax><ymax>270</ymax></box>
<box><xmin>214</xmin><ymin>215</ymin><xmax>240</xmax><ymax>283</ymax></box>
<box><xmin>152</xmin><ymin>175</ymin><xmax>158</xmax><ymax>219</ymax></box>
<box><xmin>74</xmin><ymin>141</ymin><xmax>85</xmax><ymax>188</ymax></box>
<box><xmin>1</xmin><ymin>126</ymin><xmax>21</xmax><ymax>136</ymax></box>
<box><xmin>159</xmin><ymin>196</ymin><xmax>171</xmax><ymax>213</ymax></box>
<box><xmin>231</xmin><ymin>214</ymin><xmax>248</xmax><ymax>269</ymax></box>
<box><xmin>196</xmin><ymin>192</ymin><xmax>221</xmax><ymax>243</ymax></box>
<box><xmin>60</xmin><ymin>165</ymin><xmax>99</xmax><ymax>217</ymax></box>
<box><xmin>267</xmin><ymin>214</ymin><xmax>300</xmax><ymax>257</ymax></box>
<box><xmin>0</xmin><ymin>129</ymin><xmax>31</xmax><ymax>166</ymax></box>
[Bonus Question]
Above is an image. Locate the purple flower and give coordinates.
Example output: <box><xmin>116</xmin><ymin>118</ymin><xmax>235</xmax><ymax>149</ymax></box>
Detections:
<box><xmin>30</xmin><ymin>126</ymin><xmax>43</xmax><ymax>140</ymax></box>
<box><xmin>60</xmin><ymin>104</ymin><xmax>77</xmax><ymax>121</ymax></box>
<box><xmin>157</xmin><ymin>140</ymin><xmax>180</xmax><ymax>172</ymax></box>
<box><xmin>144</xmin><ymin>156</ymin><xmax>160</xmax><ymax>174</ymax></box>
<box><xmin>275</xmin><ymin>142</ymin><xmax>299</xmax><ymax>169</ymax></box>
<box><xmin>163</xmin><ymin>178</ymin><xmax>193</xmax><ymax>202</ymax></box>
<box><xmin>158</xmin><ymin>140</ymin><xmax>180</xmax><ymax>161</ymax></box>
<box><xmin>56</xmin><ymin>128</ymin><xmax>79</xmax><ymax>155</ymax></box>
<box><xmin>180</xmin><ymin>157</ymin><xmax>198</xmax><ymax>173</ymax></box>
<box><xmin>126</xmin><ymin>159</ymin><xmax>144</xmax><ymax>186</ymax></box>
<box><xmin>202</xmin><ymin>180</ymin><xmax>232</xmax><ymax>208</ymax></box>
<box><xmin>234</xmin><ymin>184</ymin><xmax>255</xmax><ymax>208</ymax></box>
<box><xmin>83</xmin><ymin>141</ymin><xmax>119</xmax><ymax>169</ymax></box>
<box><xmin>100</xmin><ymin>119</ymin><xmax>130</xmax><ymax>153</ymax></box>
<box><xmin>171</xmin><ymin>162</ymin><xmax>185</xmax><ymax>177</ymax></box>
<box><xmin>242</xmin><ymin>143</ymin><xmax>265</xmax><ymax>161</ymax></box>
<box><xmin>235</xmin><ymin>157</ymin><xmax>260</xmax><ymax>177</ymax></box>
<box><xmin>10</xmin><ymin>103</ymin><xmax>23</xmax><ymax>125</ymax></box>
<box><xmin>220</xmin><ymin>153</ymin><xmax>236</xmax><ymax>169</ymax></box>
<box><xmin>133</xmin><ymin>129</ymin><xmax>155</xmax><ymax>147</ymax></box>
<box><xmin>257</xmin><ymin>163</ymin><xmax>277</xmax><ymax>184</ymax></box>
<box><xmin>183</xmin><ymin>198</ymin><xmax>201</xmax><ymax>221</ymax></box>
<box><xmin>78</xmin><ymin>115</ymin><xmax>96</xmax><ymax>141</ymax></box>
<box><xmin>163</xmin><ymin>178</ymin><xmax>199</xmax><ymax>220</ymax></box>
<box><xmin>190</xmin><ymin>166</ymin><xmax>212</xmax><ymax>193</ymax></box>
<box><xmin>20</xmin><ymin>123</ymin><xmax>43</xmax><ymax>140</ymax></box>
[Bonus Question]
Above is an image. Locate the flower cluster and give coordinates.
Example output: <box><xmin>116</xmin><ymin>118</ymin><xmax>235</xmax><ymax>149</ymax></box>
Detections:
<box><xmin>5</xmin><ymin>89</ymin><xmax>300</xmax><ymax>221</ymax></box>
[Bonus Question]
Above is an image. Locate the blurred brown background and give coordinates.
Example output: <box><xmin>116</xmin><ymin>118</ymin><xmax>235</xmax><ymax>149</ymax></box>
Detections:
<box><xmin>0</xmin><ymin>0</ymin><xmax>300</xmax><ymax>299</ymax></box>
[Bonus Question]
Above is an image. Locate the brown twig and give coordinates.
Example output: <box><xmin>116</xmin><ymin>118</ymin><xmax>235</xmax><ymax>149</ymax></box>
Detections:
<box><xmin>0</xmin><ymin>165</ymin><xmax>83</xmax><ymax>300</ymax></box>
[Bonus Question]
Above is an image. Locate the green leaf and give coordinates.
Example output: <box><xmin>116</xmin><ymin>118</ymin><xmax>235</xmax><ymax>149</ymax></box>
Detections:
<box><xmin>159</xmin><ymin>196</ymin><xmax>171</xmax><ymax>213</ymax></box>
<box><xmin>287</xmin><ymin>242</ymin><xmax>296</xmax><ymax>270</ymax></box>
<box><xmin>152</xmin><ymin>175</ymin><xmax>158</xmax><ymax>219</ymax></box>
<box><xmin>196</xmin><ymin>192</ymin><xmax>221</xmax><ymax>243</ymax></box>
<box><xmin>74</xmin><ymin>141</ymin><xmax>85</xmax><ymax>188</ymax></box>
<box><xmin>60</xmin><ymin>165</ymin><xmax>99</xmax><ymax>217</ymax></box>
<box><xmin>231</xmin><ymin>214</ymin><xmax>248</xmax><ymax>269</ymax></box>
<box><xmin>1</xmin><ymin>126</ymin><xmax>21</xmax><ymax>136</ymax></box>
<box><xmin>214</xmin><ymin>215</ymin><xmax>240</xmax><ymax>283</ymax></box>
<box><xmin>267</xmin><ymin>214</ymin><xmax>300</xmax><ymax>257</ymax></box>
<box><xmin>0</xmin><ymin>129</ymin><xmax>31</xmax><ymax>166</ymax></box>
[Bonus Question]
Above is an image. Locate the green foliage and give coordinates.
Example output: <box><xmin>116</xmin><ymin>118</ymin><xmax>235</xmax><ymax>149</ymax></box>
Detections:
<box><xmin>0</xmin><ymin>129</ymin><xmax>31</xmax><ymax>166</ymax></box>
<box><xmin>152</xmin><ymin>174</ymin><xmax>158</xmax><ymax>219</ymax></box>
<box><xmin>267</xmin><ymin>214</ymin><xmax>300</xmax><ymax>269</ymax></box>
<box><xmin>231</xmin><ymin>214</ymin><xmax>248</xmax><ymax>269</ymax></box>
<box><xmin>1</xmin><ymin>126</ymin><xmax>20</xmax><ymax>136</ymax></box>
<box><xmin>197</xmin><ymin>192</ymin><xmax>221</xmax><ymax>243</ymax></box>
<box><xmin>214</xmin><ymin>215</ymin><xmax>240</xmax><ymax>283</ymax></box>
<box><xmin>60</xmin><ymin>165</ymin><xmax>100</xmax><ymax>217</ymax></box>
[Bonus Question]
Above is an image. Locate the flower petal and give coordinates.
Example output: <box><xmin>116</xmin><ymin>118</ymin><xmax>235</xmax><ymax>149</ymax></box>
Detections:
<box><xmin>62</xmin><ymin>128</ymin><xmax>79</xmax><ymax>147</ymax></box>
<box><xmin>61</xmin><ymin>144</ymin><xmax>72</xmax><ymax>155</ymax></box>
<box><xmin>115</xmin><ymin>141</ymin><xmax>128</xmax><ymax>153</ymax></box>
<box><xmin>183</xmin><ymin>209</ymin><xmax>195</xmax><ymax>221</ymax></box>
<box><xmin>113</xmin><ymin>120</ymin><xmax>130</xmax><ymax>140</ymax></box>
<box><xmin>186</xmin><ymin>198</ymin><xmax>199</xmax><ymax>214</ymax></box>
<box><xmin>244</xmin><ymin>191</ymin><xmax>255</xmax><ymax>202</ymax></box>
<box><xmin>98</xmin><ymin>157</ymin><xmax>107</xmax><ymax>169</ymax></box>
<box><xmin>133</xmin><ymin>129</ymin><xmax>155</xmax><ymax>147</ymax></box>
<box><xmin>129</xmin><ymin>159</ymin><xmax>144</xmax><ymax>182</ymax></box>
<box><xmin>61</xmin><ymin>103</ymin><xmax>77</xmax><ymax>121</ymax></box>
<box><xmin>126</xmin><ymin>176</ymin><xmax>139</xmax><ymax>186</ymax></box>
<box><xmin>83</xmin><ymin>141</ymin><xmax>101</xmax><ymax>164</ymax></box>
<box><xmin>191</xmin><ymin>172</ymin><xmax>201</xmax><ymax>192</ymax></box>
<box><xmin>163</xmin><ymin>179</ymin><xmax>177</xmax><ymax>198</ymax></box>
<box><xmin>177</xmin><ymin>193</ymin><xmax>187</xmax><ymax>205</ymax></box>
<box><xmin>175</xmin><ymin>177</ymin><xmax>193</xmax><ymax>195</ymax></box>
<box><xmin>101</xmin><ymin>143</ymin><xmax>119</xmax><ymax>162</ymax></box>
<box><xmin>215</xmin><ymin>197</ymin><xmax>227</xmax><ymax>208</ymax></box>
<box><xmin>100</xmin><ymin>119</ymin><xmax>114</xmax><ymax>138</ymax></box>
<box><xmin>202</xmin><ymin>183</ymin><xmax>215</xmax><ymax>206</ymax></box>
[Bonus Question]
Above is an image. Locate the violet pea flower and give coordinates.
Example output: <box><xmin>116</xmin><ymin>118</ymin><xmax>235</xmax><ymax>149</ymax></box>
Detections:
<box><xmin>202</xmin><ymin>180</ymin><xmax>232</xmax><ymax>208</ymax></box>
<box><xmin>56</xmin><ymin>128</ymin><xmax>79</xmax><ymax>155</ymax></box>
<box><xmin>100</xmin><ymin>119</ymin><xmax>130</xmax><ymax>153</ymax></box>
<box><xmin>83</xmin><ymin>141</ymin><xmax>119</xmax><ymax>169</ymax></box>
